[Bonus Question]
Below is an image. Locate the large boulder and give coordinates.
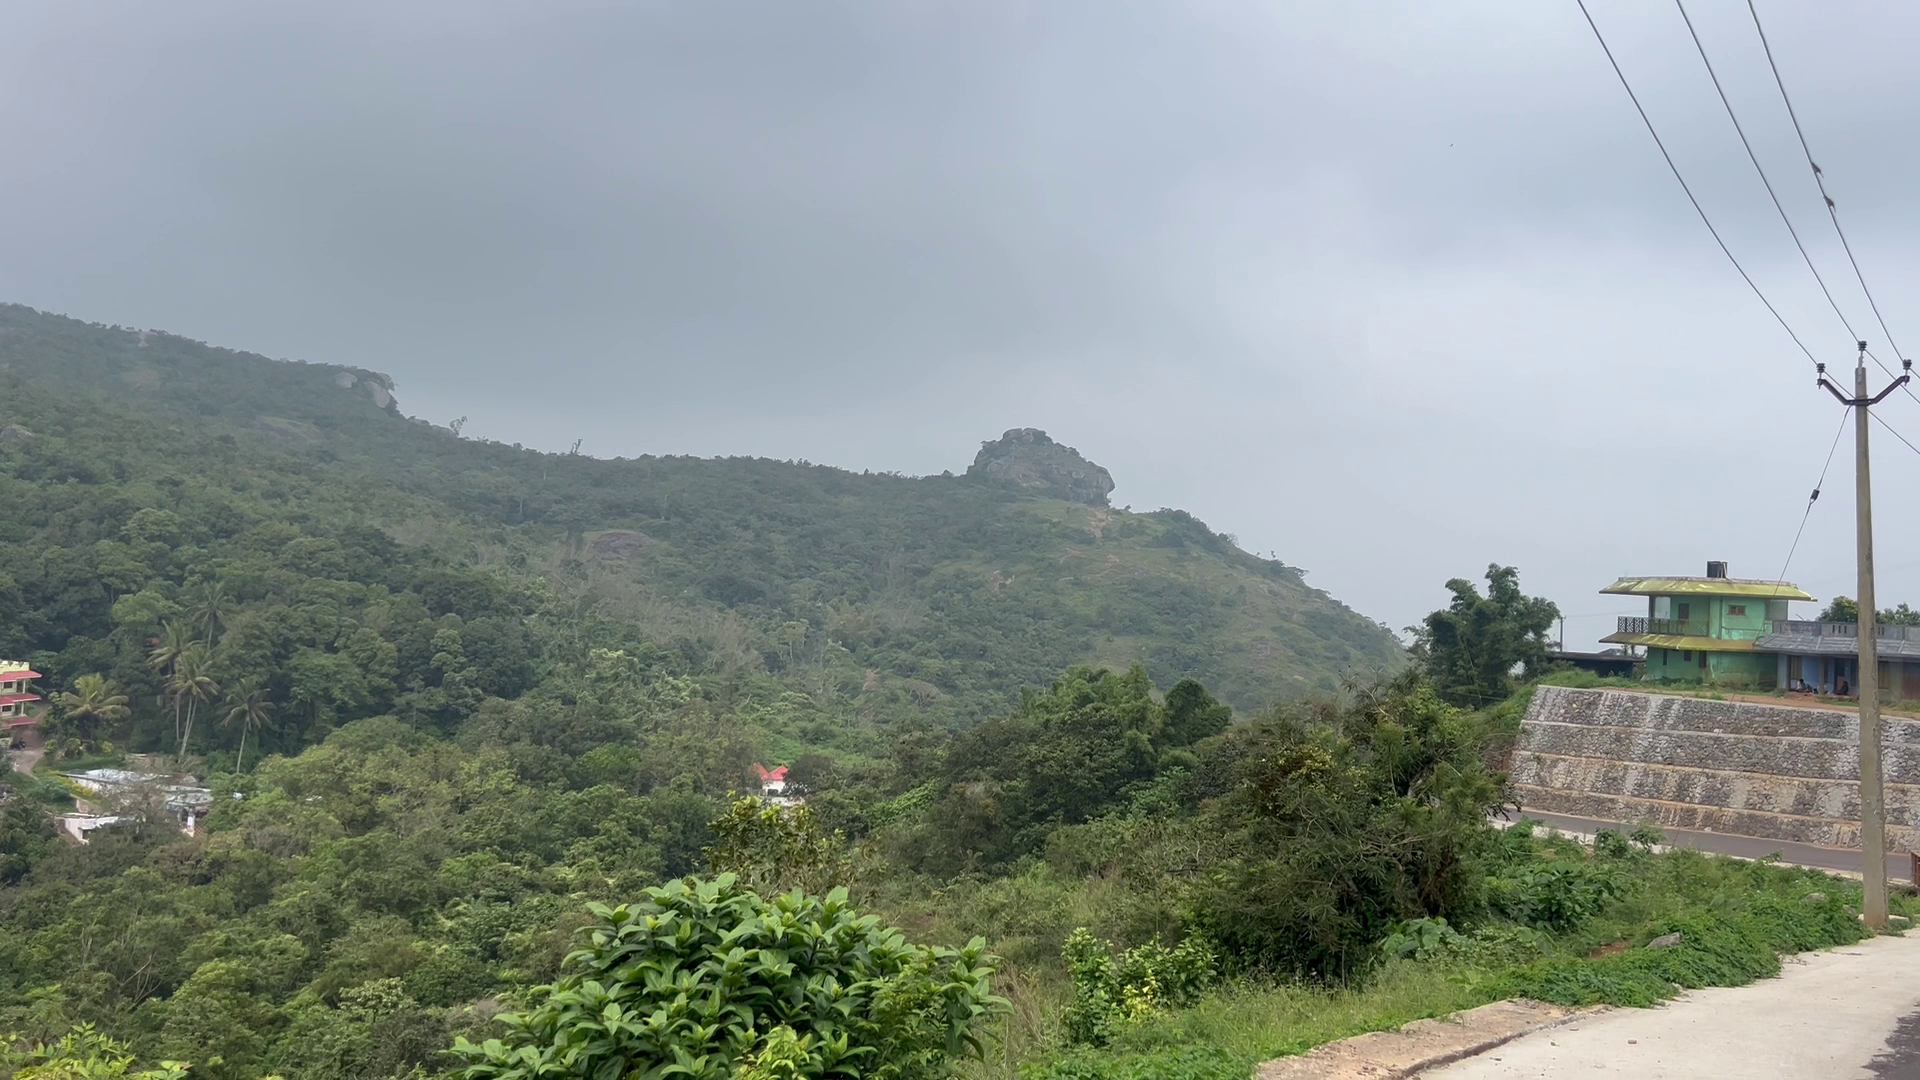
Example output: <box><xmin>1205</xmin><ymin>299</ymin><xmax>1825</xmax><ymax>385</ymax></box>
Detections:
<box><xmin>331</xmin><ymin>367</ymin><xmax>398</xmax><ymax>411</ymax></box>
<box><xmin>967</xmin><ymin>428</ymin><xmax>1115</xmax><ymax>507</ymax></box>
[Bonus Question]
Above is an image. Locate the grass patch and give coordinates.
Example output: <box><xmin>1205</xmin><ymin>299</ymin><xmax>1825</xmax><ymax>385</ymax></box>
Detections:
<box><xmin>1011</xmin><ymin>962</ymin><xmax>1492</xmax><ymax>1079</ymax></box>
<box><xmin>1006</xmin><ymin>833</ymin><xmax>1915</xmax><ymax>1078</ymax></box>
<box><xmin>43</xmin><ymin>751</ymin><xmax>129</xmax><ymax>773</ymax></box>
<box><xmin>0</xmin><ymin>767</ymin><xmax>77</xmax><ymax>809</ymax></box>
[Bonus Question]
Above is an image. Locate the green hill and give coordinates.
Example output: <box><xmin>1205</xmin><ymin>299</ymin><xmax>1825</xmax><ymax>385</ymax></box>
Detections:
<box><xmin>0</xmin><ymin>302</ymin><xmax>1401</xmax><ymax>758</ymax></box>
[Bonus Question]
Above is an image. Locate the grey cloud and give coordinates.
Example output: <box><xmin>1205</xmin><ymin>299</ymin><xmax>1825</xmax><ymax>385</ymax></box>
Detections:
<box><xmin>5</xmin><ymin>0</ymin><xmax>1920</xmax><ymax>640</ymax></box>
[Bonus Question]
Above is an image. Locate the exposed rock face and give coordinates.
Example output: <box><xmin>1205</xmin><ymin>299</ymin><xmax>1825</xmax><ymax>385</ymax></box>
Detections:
<box><xmin>0</xmin><ymin>424</ymin><xmax>34</xmax><ymax>443</ymax></box>
<box><xmin>331</xmin><ymin>368</ymin><xmax>397</xmax><ymax>411</ymax></box>
<box><xmin>967</xmin><ymin>428</ymin><xmax>1115</xmax><ymax>506</ymax></box>
<box><xmin>589</xmin><ymin>530</ymin><xmax>652</xmax><ymax>560</ymax></box>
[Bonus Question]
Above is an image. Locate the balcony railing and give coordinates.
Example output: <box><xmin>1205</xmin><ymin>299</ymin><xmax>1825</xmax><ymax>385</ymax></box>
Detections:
<box><xmin>1769</xmin><ymin>619</ymin><xmax>1920</xmax><ymax>642</ymax></box>
<box><xmin>1615</xmin><ymin>616</ymin><xmax>1707</xmax><ymax>636</ymax></box>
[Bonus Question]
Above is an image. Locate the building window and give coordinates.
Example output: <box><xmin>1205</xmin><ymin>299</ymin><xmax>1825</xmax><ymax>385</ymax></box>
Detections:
<box><xmin>1681</xmin><ymin>651</ymin><xmax>1693</xmax><ymax>662</ymax></box>
<box><xmin>1677</xmin><ymin>602</ymin><xmax>1692</xmax><ymax>621</ymax></box>
<box><xmin>1728</xmin><ymin>604</ymin><xmax>1747</xmax><ymax>617</ymax></box>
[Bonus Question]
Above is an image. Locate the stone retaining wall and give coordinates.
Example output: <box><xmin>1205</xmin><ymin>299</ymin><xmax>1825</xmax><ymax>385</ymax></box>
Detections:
<box><xmin>1513</xmin><ymin>685</ymin><xmax>1920</xmax><ymax>850</ymax></box>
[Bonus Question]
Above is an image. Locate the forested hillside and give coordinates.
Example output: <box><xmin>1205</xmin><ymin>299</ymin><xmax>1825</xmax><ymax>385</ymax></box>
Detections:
<box><xmin>0</xmin><ymin>302</ymin><xmax>1400</xmax><ymax>765</ymax></box>
<box><xmin>0</xmin><ymin>303</ymin><xmax>1408</xmax><ymax>1077</ymax></box>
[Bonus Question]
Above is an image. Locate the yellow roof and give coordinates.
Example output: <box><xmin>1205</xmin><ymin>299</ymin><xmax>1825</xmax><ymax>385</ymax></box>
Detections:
<box><xmin>1599</xmin><ymin>632</ymin><xmax>1756</xmax><ymax>653</ymax></box>
<box><xmin>1600</xmin><ymin>576</ymin><xmax>1814</xmax><ymax>601</ymax></box>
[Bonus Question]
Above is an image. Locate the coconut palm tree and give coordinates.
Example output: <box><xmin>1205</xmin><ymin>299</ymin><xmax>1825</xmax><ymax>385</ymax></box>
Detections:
<box><xmin>53</xmin><ymin>674</ymin><xmax>132</xmax><ymax>747</ymax></box>
<box><xmin>148</xmin><ymin>621</ymin><xmax>195</xmax><ymax>746</ymax></box>
<box><xmin>221</xmin><ymin>681</ymin><xmax>272</xmax><ymax>772</ymax></box>
<box><xmin>185</xmin><ymin>580</ymin><xmax>230</xmax><ymax>644</ymax></box>
<box><xmin>169</xmin><ymin>646</ymin><xmax>220</xmax><ymax>764</ymax></box>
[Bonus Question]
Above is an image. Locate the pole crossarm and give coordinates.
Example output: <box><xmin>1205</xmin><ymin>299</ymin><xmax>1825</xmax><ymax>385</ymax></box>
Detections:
<box><xmin>1818</xmin><ymin>342</ymin><xmax>1911</xmax><ymax>407</ymax></box>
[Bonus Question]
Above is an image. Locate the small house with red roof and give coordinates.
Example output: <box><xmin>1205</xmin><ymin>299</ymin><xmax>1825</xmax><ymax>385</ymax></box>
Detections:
<box><xmin>0</xmin><ymin>661</ymin><xmax>42</xmax><ymax>731</ymax></box>
<box><xmin>752</xmin><ymin>763</ymin><xmax>803</xmax><ymax>807</ymax></box>
<box><xmin>754</xmin><ymin>763</ymin><xmax>790</xmax><ymax>797</ymax></box>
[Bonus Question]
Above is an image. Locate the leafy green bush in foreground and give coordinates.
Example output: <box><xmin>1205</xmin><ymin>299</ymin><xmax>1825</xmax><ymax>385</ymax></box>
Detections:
<box><xmin>1</xmin><ymin>1026</ymin><xmax>187</xmax><ymax>1080</ymax></box>
<box><xmin>453</xmin><ymin>875</ymin><xmax>1006</xmax><ymax>1079</ymax></box>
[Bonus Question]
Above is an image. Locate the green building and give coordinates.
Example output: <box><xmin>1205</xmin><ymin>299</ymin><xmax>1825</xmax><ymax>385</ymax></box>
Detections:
<box><xmin>1599</xmin><ymin>561</ymin><xmax>1812</xmax><ymax>686</ymax></box>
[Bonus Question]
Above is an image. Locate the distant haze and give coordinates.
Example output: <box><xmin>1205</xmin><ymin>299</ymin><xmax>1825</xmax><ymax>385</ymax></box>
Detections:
<box><xmin>7</xmin><ymin>2</ymin><xmax>1920</xmax><ymax>644</ymax></box>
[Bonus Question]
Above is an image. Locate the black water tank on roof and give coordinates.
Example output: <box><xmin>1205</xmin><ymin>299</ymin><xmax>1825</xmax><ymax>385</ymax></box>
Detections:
<box><xmin>1707</xmin><ymin>560</ymin><xmax>1728</xmax><ymax>579</ymax></box>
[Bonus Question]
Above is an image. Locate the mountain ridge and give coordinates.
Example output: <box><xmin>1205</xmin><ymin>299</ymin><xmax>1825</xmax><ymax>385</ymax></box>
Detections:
<box><xmin>0</xmin><ymin>302</ymin><xmax>1403</xmax><ymax>727</ymax></box>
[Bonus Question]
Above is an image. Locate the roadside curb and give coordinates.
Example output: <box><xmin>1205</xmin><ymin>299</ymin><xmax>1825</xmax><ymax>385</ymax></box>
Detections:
<box><xmin>1252</xmin><ymin>999</ymin><xmax>1604</xmax><ymax>1079</ymax></box>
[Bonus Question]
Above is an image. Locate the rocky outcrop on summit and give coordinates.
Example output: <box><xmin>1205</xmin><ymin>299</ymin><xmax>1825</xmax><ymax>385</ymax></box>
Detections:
<box><xmin>968</xmin><ymin>428</ymin><xmax>1115</xmax><ymax>507</ymax></box>
<box><xmin>331</xmin><ymin>368</ymin><xmax>397</xmax><ymax>411</ymax></box>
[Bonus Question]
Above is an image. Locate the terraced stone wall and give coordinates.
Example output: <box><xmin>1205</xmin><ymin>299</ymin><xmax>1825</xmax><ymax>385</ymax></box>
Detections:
<box><xmin>1511</xmin><ymin>685</ymin><xmax>1920</xmax><ymax>850</ymax></box>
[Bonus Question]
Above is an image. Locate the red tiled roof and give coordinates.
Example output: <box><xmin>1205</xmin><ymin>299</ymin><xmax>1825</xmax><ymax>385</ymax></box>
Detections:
<box><xmin>753</xmin><ymin>763</ymin><xmax>791</xmax><ymax>782</ymax></box>
<box><xmin>0</xmin><ymin>693</ymin><xmax>40</xmax><ymax>708</ymax></box>
<box><xmin>4</xmin><ymin>714</ymin><xmax>39</xmax><ymax>728</ymax></box>
<box><xmin>0</xmin><ymin>671</ymin><xmax>41</xmax><ymax>682</ymax></box>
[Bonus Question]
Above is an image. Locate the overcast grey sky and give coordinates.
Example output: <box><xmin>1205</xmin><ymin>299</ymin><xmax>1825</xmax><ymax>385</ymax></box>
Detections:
<box><xmin>7</xmin><ymin>1</ymin><xmax>1920</xmax><ymax>646</ymax></box>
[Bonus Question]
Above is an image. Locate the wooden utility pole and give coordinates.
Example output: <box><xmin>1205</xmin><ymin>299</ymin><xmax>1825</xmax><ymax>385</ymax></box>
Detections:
<box><xmin>1821</xmin><ymin>343</ymin><xmax>1909</xmax><ymax>929</ymax></box>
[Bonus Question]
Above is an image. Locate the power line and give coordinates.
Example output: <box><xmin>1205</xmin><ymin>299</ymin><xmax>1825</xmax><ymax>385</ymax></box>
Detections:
<box><xmin>1575</xmin><ymin>0</ymin><xmax>1822</xmax><ymax>370</ymax></box>
<box><xmin>1772</xmin><ymin>403</ymin><xmax>1851</xmax><ymax>592</ymax></box>
<box><xmin>1672</xmin><ymin>0</ymin><xmax>1860</xmax><ymax>343</ymax></box>
<box><xmin>1870</xmin><ymin>408</ymin><xmax>1920</xmax><ymax>460</ymax></box>
<box><xmin>1860</xmin><ymin>348</ymin><xmax>1920</xmax><ymax>414</ymax></box>
<box><xmin>1745</xmin><ymin>0</ymin><xmax>1908</xmax><ymax>366</ymax></box>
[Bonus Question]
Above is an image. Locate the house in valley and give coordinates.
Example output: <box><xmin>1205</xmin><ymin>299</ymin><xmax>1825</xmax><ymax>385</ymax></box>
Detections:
<box><xmin>0</xmin><ymin>661</ymin><xmax>42</xmax><ymax>741</ymax></box>
<box><xmin>0</xmin><ymin>661</ymin><xmax>41</xmax><ymax>720</ymax></box>
<box><xmin>753</xmin><ymin>763</ymin><xmax>799</xmax><ymax>807</ymax></box>
<box><xmin>61</xmin><ymin>768</ymin><xmax>214</xmax><ymax>837</ymax></box>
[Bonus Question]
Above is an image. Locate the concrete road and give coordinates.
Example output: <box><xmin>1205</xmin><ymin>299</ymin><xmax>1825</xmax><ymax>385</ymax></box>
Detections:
<box><xmin>1511</xmin><ymin>809</ymin><xmax>1916</xmax><ymax>884</ymax></box>
<box><xmin>1421</xmin><ymin>933</ymin><xmax>1920</xmax><ymax>1079</ymax></box>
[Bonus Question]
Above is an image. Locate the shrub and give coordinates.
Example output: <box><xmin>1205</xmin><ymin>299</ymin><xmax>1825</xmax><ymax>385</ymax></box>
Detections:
<box><xmin>452</xmin><ymin>875</ymin><xmax>1005</xmax><ymax>1079</ymax></box>
<box><xmin>1059</xmin><ymin>928</ymin><xmax>1219</xmax><ymax>1046</ymax></box>
<box><xmin>1</xmin><ymin>1026</ymin><xmax>189</xmax><ymax>1080</ymax></box>
<box><xmin>1591</xmin><ymin>829</ymin><xmax>1632</xmax><ymax>860</ymax></box>
<box><xmin>1502</xmin><ymin>889</ymin><xmax>1868</xmax><ymax>1007</ymax></box>
<box><xmin>1379</xmin><ymin>917</ymin><xmax>1468</xmax><ymax>962</ymax></box>
<box><xmin>1185</xmin><ymin>718</ymin><xmax>1503</xmax><ymax>980</ymax></box>
<box><xmin>1485</xmin><ymin>859</ymin><xmax>1624</xmax><ymax>932</ymax></box>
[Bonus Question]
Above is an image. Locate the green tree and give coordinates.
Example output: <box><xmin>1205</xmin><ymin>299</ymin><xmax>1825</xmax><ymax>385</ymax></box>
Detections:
<box><xmin>1819</xmin><ymin>596</ymin><xmax>1920</xmax><ymax>626</ymax></box>
<box><xmin>1160</xmin><ymin>678</ymin><xmax>1232</xmax><ymax>748</ymax></box>
<box><xmin>185</xmin><ymin>579</ymin><xmax>230</xmax><ymax>643</ymax></box>
<box><xmin>1413</xmin><ymin>564</ymin><xmax>1560</xmax><ymax>707</ymax></box>
<box><xmin>146</xmin><ymin>620</ymin><xmax>194</xmax><ymax>747</ymax></box>
<box><xmin>452</xmin><ymin>877</ymin><xmax>1004</xmax><ymax>1080</ymax></box>
<box><xmin>52</xmin><ymin>674</ymin><xmax>131</xmax><ymax>746</ymax></box>
<box><xmin>168</xmin><ymin>645</ymin><xmax>219</xmax><ymax>763</ymax></box>
<box><xmin>1820</xmin><ymin>597</ymin><xmax>1858</xmax><ymax>622</ymax></box>
<box><xmin>705</xmin><ymin>797</ymin><xmax>854</xmax><ymax>896</ymax></box>
<box><xmin>0</xmin><ymin>797</ymin><xmax>55</xmax><ymax>885</ymax></box>
<box><xmin>221</xmin><ymin>680</ymin><xmax>272</xmax><ymax>772</ymax></box>
<box><xmin>1185</xmin><ymin>677</ymin><xmax>1503</xmax><ymax>980</ymax></box>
